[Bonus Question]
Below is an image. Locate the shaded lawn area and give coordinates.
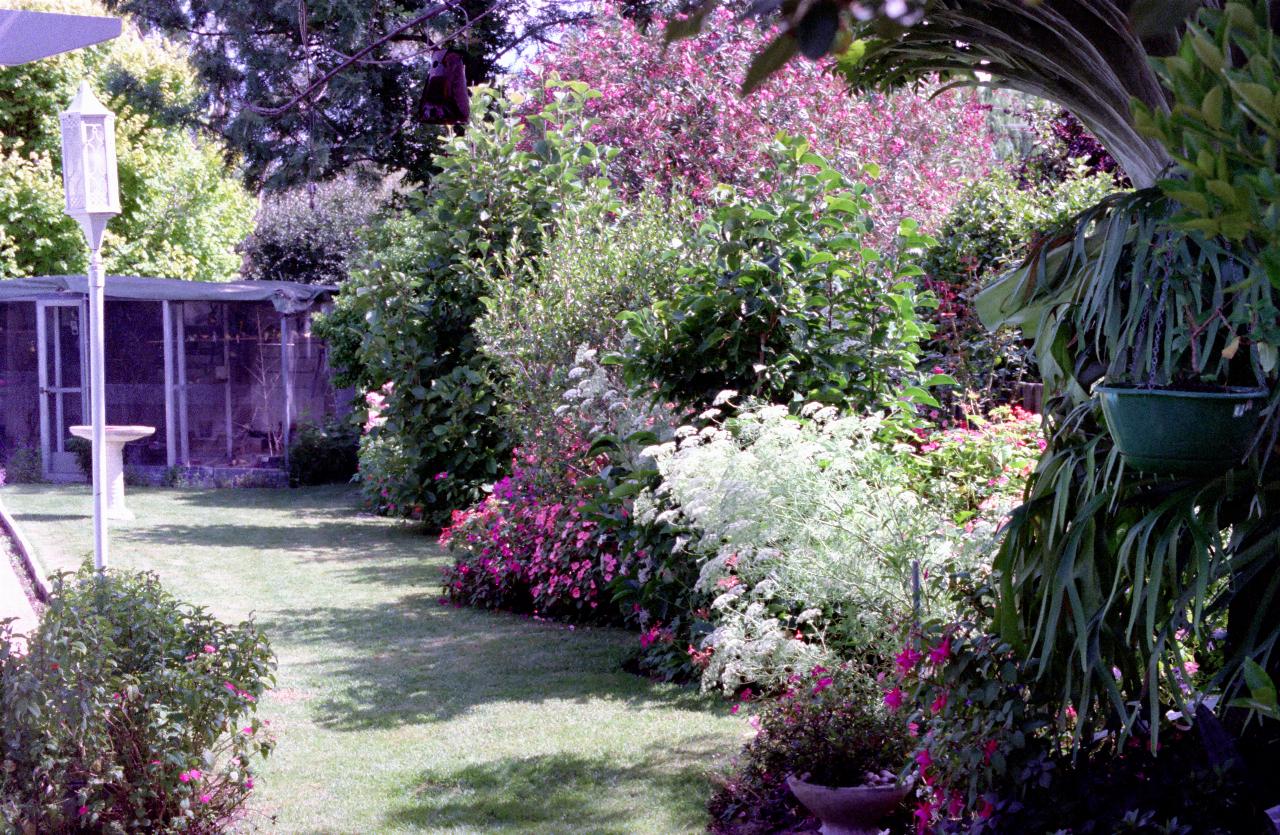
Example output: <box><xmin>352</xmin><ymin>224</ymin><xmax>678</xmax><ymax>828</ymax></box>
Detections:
<box><xmin>2</xmin><ymin>484</ymin><xmax>744</xmax><ymax>834</ymax></box>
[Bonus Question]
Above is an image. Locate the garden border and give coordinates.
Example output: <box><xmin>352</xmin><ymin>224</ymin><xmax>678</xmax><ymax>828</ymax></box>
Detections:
<box><xmin>0</xmin><ymin>494</ymin><xmax>50</xmax><ymax>601</ymax></box>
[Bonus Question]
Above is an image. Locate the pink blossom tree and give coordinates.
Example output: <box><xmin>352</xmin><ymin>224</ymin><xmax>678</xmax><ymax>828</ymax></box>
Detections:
<box><xmin>520</xmin><ymin>5</ymin><xmax>997</xmax><ymax>241</ymax></box>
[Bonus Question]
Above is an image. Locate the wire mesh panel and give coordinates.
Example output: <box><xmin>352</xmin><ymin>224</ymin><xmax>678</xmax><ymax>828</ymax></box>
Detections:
<box><xmin>105</xmin><ymin>300</ymin><xmax>167</xmax><ymax>465</ymax></box>
<box><xmin>0</xmin><ymin>302</ymin><xmax>40</xmax><ymax>461</ymax></box>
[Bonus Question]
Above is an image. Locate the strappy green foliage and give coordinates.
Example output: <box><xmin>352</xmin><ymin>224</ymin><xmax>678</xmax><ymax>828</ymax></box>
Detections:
<box><xmin>977</xmin><ymin>185</ymin><xmax>1280</xmax><ymax>746</ymax></box>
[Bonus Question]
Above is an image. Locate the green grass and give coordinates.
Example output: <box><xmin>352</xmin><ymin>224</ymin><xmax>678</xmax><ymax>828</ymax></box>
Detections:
<box><xmin>2</xmin><ymin>484</ymin><xmax>744</xmax><ymax>834</ymax></box>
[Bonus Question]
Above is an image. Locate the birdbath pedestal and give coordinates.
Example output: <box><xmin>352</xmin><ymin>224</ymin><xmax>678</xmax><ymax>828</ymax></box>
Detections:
<box><xmin>69</xmin><ymin>425</ymin><xmax>155</xmax><ymax>520</ymax></box>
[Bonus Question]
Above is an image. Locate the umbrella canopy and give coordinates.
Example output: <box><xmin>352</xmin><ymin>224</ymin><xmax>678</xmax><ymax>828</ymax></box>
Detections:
<box><xmin>0</xmin><ymin>9</ymin><xmax>121</xmax><ymax>66</ymax></box>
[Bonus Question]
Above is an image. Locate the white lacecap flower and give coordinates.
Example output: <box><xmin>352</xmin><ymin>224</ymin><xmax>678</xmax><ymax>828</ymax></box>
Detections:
<box><xmin>712</xmin><ymin>389</ymin><xmax>738</xmax><ymax>406</ymax></box>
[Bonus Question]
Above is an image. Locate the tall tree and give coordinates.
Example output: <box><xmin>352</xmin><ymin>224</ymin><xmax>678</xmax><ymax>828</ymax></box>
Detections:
<box><xmin>107</xmin><ymin>0</ymin><xmax>595</xmax><ymax>190</ymax></box>
<box><xmin>0</xmin><ymin>0</ymin><xmax>255</xmax><ymax>281</ymax></box>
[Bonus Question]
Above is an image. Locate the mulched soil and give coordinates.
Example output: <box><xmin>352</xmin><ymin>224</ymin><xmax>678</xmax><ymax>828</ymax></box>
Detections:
<box><xmin>3</xmin><ymin>532</ymin><xmax>43</xmax><ymax>615</ymax></box>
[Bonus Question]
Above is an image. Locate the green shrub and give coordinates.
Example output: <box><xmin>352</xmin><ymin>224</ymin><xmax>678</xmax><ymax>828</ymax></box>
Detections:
<box><xmin>619</xmin><ymin>136</ymin><xmax>933</xmax><ymax>416</ymax></box>
<box><xmin>0</xmin><ymin>568</ymin><xmax>275</xmax><ymax>832</ymax></box>
<box><xmin>477</xmin><ymin>190</ymin><xmax>695</xmax><ymax>446</ymax></box>
<box><xmin>919</xmin><ymin>165</ymin><xmax>1118</xmax><ymax>408</ymax></box>
<box><xmin>287</xmin><ymin>419</ymin><xmax>359</xmax><ymax>487</ymax></box>
<box><xmin>325</xmin><ymin>82</ymin><xmax>612</xmax><ymax>527</ymax></box>
<box><xmin>239</xmin><ymin>177</ymin><xmax>384</xmax><ymax>286</ymax></box>
<box><xmin>65</xmin><ymin>436</ymin><xmax>92</xmax><ymax>479</ymax></box>
<box><xmin>4</xmin><ymin>446</ymin><xmax>42</xmax><ymax>484</ymax></box>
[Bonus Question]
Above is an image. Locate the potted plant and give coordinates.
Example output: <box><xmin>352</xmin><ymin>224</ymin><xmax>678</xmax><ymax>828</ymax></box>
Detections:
<box><xmin>708</xmin><ymin>663</ymin><xmax>911</xmax><ymax>835</ymax></box>
<box><xmin>1090</xmin><ymin>225</ymin><xmax>1275</xmax><ymax>475</ymax></box>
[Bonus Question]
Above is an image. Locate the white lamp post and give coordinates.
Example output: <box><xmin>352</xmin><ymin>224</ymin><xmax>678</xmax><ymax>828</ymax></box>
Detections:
<box><xmin>60</xmin><ymin>81</ymin><xmax>120</xmax><ymax>572</ymax></box>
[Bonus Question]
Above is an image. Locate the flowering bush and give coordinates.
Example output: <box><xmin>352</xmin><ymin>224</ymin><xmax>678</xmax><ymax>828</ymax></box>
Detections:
<box><xmin>0</xmin><ymin>568</ymin><xmax>274</xmax><ymax>832</ymax></box>
<box><xmin>441</xmin><ymin>349</ymin><xmax>675</xmax><ymax>623</ymax></box>
<box><xmin>709</xmin><ymin>663</ymin><xmax>911</xmax><ymax>834</ymax></box>
<box><xmin>523</xmin><ymin>3</ymin><xmax>995</xmax><ymax>245</ymax></box>
<box><xmin>439</xmin><ymin>444</ymin><xmax>622</xmax><ymax>621</ymax></box>
<box><xmin>644</xmin><ymin>403</ymin><xmax>994</xmax><ymax>694</ymax></box>
<box><xmin>894</xmin><ymin>404</ymin><xmax>1043</xmax><ymax>525</ymax></box>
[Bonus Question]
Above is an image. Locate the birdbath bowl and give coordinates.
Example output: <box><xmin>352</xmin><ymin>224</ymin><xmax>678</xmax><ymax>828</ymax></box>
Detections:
<box><xmin>69</xmin><ymin>425</ymin><xmax>155</xmax><ymax>520</ymax></box>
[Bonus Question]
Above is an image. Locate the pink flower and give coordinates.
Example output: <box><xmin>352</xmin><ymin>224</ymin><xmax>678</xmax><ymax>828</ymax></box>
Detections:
<box><xmin>202</xmin><ymin>644</ymin><xmax>216</xmax><ymax>654</ymax></box>
<box><xmin>930</xmin><ymin>691</ymin><xmax>948</xmax><ymax>713</ymax></box>
<box><xmin>915</xmin><ymin>748</ymin><xmax>933</xmax><ymax>769</ymax></box>
<box><xmin>245</xmin><ymin>778</ymin><xmax>254</xmax><ymax>790</ymax></box>
<box><xmin>812</xmin><ymin>677</ymin><xmax>834</xmax><ymax>694</ymax></box>
<box><xmin>179</xmin><ymin>771</ymin><xmax>191</xmax><ymax>783</ymax></box>
<box><xmin>199</xmin><ymin>793</ymin><xmax>211</xmax><ymax>804</ymax></box>
<box><xmin>894</xmin><ymin>646</ymin><xmax>923</xmax><ymax>675</ymax></box>
<box><xmin>928</xmin><ymin>637</ymin><xmax>952</xmax><ymax>666</ymax></box>
<box><xmin>883</xmin><ymin>687</ymin><xmax>904</xmax><ymax>711</ymax></box>
<box><xmin>78</xmin><ymin>805</ymin><xmax>88</xmax><ymax>816</ymax></box>
<box><xmin>1183</xmin><ymin>660</ymin><xmax>1200</xmax><ymax>677</ymax></box>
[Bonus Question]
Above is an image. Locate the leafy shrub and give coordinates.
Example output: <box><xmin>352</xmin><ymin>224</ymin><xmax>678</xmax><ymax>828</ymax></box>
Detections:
<box><xmin>919</xmin><ymin>165</ymin><xmax>1117</xmax><ymax>408</ymax></box>
<box><xmin>709</xmin><ymin>663</ymin><xmax>911</xmax><ymax>834</ymax></box>
<box><xmin>645</xmin><ymin>403</ymin><xmax>993</xmax><ymax>694</ymax></box>
<box><xmin>0</xmin><ymin>568</ymin><xmax>275</xmax><ymax>832</ymax></box>
<box><xmin>619</xmin><ymin>137</ymin><xmax>934</xmax><ymax>415</ymax></box>
<box><xmin>287</xmin><ymin>419</ymin><xmax>359</xmax><ymax>487</ymax></box>
<box><xmin>524</xmin><ymin>4</ymin><xmax>997</xmax><ymax>242</ymax></box>
<box><xmin>477</xmin><ymin>190</ymin><xmax>695</xmax><ymax>445</ymax></box>
<box><xmin>239</xmin><ymin>177</ymin><xmax>384</xmax><ymax>286</ymax></box>
<box><xmin>326</xmin><ymin>83</ymin><xmax>611</xmax><ymax>527</ymax></box>
<box><xmin>66</xmin><ymin>436</ymin><xmax>92</xmax><ymax>479</ymax></box>
<box><xmin>891</xmin><ymin>404</ymin><xmax>1043</xmax><ymax>525</ymax></box>
<box><xmin>4</xmin><ymin>446</ymin><xmax>42</xmax><ymax>484</ymax></box>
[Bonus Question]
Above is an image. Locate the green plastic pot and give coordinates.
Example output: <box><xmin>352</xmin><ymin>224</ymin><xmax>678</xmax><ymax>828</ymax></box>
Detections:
<box><xmin>1096</xmin><ymin>384</ymin><xmax>1269</xmax><ymax>476</ymax></box>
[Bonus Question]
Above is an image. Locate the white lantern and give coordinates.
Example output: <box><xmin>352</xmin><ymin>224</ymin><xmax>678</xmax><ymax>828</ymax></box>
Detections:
<box><xmin>59</xmin><ymin>79</ymin><xmax>120</xmax><ymax>572</ymax></box>
<box><xmin>60</xmin><ymin>81</ymin><xmax>120</xmax><ymax>250</ymax></box>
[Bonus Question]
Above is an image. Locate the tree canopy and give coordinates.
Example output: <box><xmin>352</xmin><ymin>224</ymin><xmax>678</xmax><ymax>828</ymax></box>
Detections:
<box><xmin>105</xmin><ymin>0</ymin><xmax>596</xmax><ymax>189</ymax></box>
<box><xmin>0</xmin><ymin>0</ymin><xmax>255</xmax><ymax>281</ymax></box>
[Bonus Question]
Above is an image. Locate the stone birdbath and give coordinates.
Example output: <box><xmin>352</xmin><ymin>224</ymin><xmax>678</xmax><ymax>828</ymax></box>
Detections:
<box><xmin>69</xmin><ymin>425</ymin><xmax>155</xmax><ymax>520</ymax></box>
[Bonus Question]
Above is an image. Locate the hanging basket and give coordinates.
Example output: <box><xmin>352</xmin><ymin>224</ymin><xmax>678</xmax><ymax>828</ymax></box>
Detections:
<box><xmin>417</xmin><ymin>50</ymin><xmax>469</xmax><ymax>125</ymax></box>
<box><xmin>1096</xmin><ymin>384</ymin><xmax>1269</xmax><ymax>476</ymax></box>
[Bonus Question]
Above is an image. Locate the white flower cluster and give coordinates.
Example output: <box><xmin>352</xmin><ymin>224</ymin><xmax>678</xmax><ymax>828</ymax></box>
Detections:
<box><xmin>649</xmin><ymin>403</ymin><xmax>989</xmax><ymax>693</ymax></box>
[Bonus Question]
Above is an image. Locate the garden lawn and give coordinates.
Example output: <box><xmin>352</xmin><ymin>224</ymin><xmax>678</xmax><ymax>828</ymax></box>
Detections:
<box><xmin>2</xmin><ymin>484</ymin><xmax>744</xmax><ymax>834</ymax></box>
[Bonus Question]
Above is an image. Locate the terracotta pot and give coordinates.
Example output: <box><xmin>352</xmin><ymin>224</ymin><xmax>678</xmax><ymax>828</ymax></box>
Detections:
<box><xmin>786</xmin><ymin>775</ymin><xmax>908</xmax><ymax>835</ymax></box>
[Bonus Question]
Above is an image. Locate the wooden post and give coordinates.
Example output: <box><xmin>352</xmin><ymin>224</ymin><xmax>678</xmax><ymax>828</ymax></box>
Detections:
<box><xmin>162</xmin><ymin>300</ymin><xmax>175</xmax><ymax>468</ymax></box>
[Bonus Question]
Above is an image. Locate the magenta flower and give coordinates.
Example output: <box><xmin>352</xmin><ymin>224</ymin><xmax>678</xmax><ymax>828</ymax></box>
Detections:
<box><xmin>883</xmin><ymin>687</ymin><xmax>904</xmax><ymax>711</ymax></box>
<box><xmin>202</xmin><ymin>644</ymin><xmax>217</xmax><ymax>654</ymax></box>
<box><xmin>927</xmin><ymin>636</ymin><xmax>951</xmax><ymax>666</ymax></box>
<box><xmin>78</xmin><ymin>805</ymin><xmax>88</xmax><ymax>816</ymax></box>
<box><xmin>895</xmin><ymin>646</ymin><xmax>923</xmax><ymax>675</ymax></box>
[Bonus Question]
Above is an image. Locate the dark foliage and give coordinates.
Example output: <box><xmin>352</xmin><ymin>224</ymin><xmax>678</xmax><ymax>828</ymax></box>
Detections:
<box><xmin>106</xmin><ymin>0</ymin><xmax>594</xmax><ymax>189</ymax></box>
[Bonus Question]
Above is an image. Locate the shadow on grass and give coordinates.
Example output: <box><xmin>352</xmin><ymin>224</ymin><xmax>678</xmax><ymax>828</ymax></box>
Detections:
<box><xmin>123</xmin><ymin>518</ymin><xmax>444</xmax><ymax>590</ymax></box>
<box><xmin>260</xmin><ymin>596</ymin><xmax>715</xmax><ymax>731</ymax></box>
<box><xmin>385</xmin><ymin>740</ymin><xmax>722</xmax><ymax>834</ymax></box>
